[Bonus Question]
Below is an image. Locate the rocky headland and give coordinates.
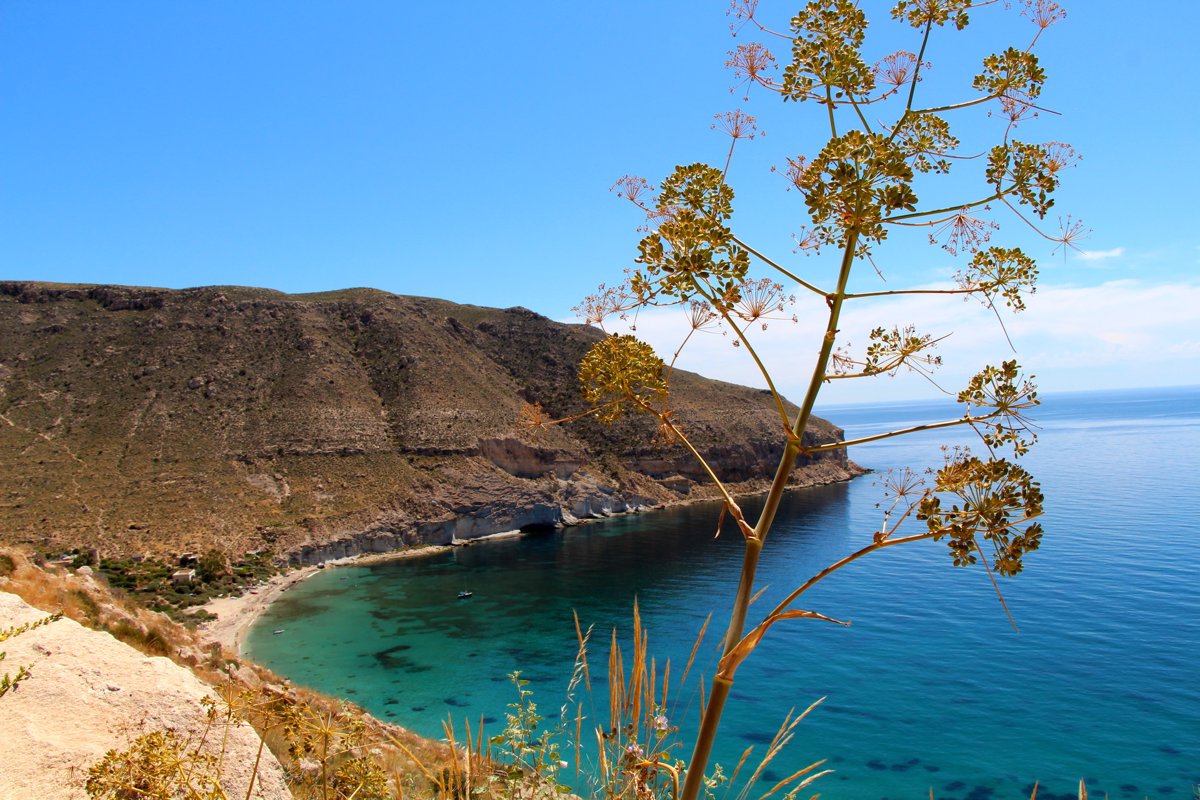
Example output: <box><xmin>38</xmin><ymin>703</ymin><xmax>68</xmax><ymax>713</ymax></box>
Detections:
<box><xmin>0</xmin><ymin>282</ymin><xmax>858</xmax><ymax>566</ymax></box>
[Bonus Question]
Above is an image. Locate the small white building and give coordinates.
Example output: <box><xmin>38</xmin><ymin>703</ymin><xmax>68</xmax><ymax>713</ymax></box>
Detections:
<box><xmin>170</xmin><ymin>568</ymin><xmax>196</xmax><ymax>587</ymax></box>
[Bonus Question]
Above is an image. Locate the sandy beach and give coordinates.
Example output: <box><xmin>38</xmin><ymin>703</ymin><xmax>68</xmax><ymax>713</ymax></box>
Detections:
<box><xmin>196</xmin><ymin>525</ymin><xmax>628</xmax><ymax>652</ymax></box>
<box><xmin>197</xmin><ymin>545</ymin><xmax>453</xmax><ymax>652</ymax></box>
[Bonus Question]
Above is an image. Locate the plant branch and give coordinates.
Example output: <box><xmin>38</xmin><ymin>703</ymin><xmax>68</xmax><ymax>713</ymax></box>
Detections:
<box><xmin>690</xmin><ymin>281</ymin><xmax>793</xmax><ymax>433</ymax></box>
<box><xmin>843</xmin><ymin>287</ymin><xmax>975</xmax><ymax>300</ymax></box>
<box><xmin>716</xmin><ymin>530</ymin><xmax>941</xmax><ymax>682</ymax></box>
<box><xmin>984</xmin><ymin>289</ymin><xmax>1017</xmax><ymax>352</ymax></box>
<box><xmin>803</xmin><ymin>415</ymin><xmax>985</xmax><ymax>452</ymax></box>
<box><xmin>732</xmin><ymin>236</ymin><xmax>826</xmax><ymax>296</ymax></box>
<box><xmin>678</xmin><ymin>230</ymin><xmax>860</xmax><ymax>800</ymax></box>
<box><xmin>636</xmin><ymin>397</ymin><xmax>748</xmax><ymax>534</ymax></box>
<box><xmin>886</xmin><ymin>191</ymin><xmax>1005</xmax><ymax>223</ymax></box>
<box><xmin>904</xmin><ymin>20</ymin><xmax>934</xmax><ymax>115</ymax></box>
<box><xmin>999</xmin><ymin>196</ymin><xmax>1060</xmax><ymax>240</ymax></box>
<box><xmin>665</xmin><ymin>324</ymin><xmax>701</xmax><ymax>386</ymax></box>
<box><xmin>886</xmin><ymin>18</ymin><xmax>934</xmax><ymax>144</ymax></box>
<box><xmin>910</xmin><ymin>95</ymin><xmax>995</xmax><ymax>115</ymax></box>
<box><xmin>974</xmin><ymin>540</ymin><xmax>1019</xmax><ymax>632</ymax></box>
<box><xmin>847</xmin><ymin>92</ymin><xmax>874</xmax><ymax>134</ymax></box>
<box><xmin>825</xmin><ymin>87</ymin><xmax>838</xmax><ymax>138</ymax></box>
<box><xmin>722</xmin><ymin>138</ymin><xmax>738</xmax><ymax>180</ymax></box>
<box><xmin>760</xmin><ymin>531</ymin><xmax>938</xmax><ymax>635</ymax></box>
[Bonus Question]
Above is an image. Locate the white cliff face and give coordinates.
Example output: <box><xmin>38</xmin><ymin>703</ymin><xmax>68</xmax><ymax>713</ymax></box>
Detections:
<box><xmin>0</xmin><ymin>592</ymin><xmax>290</xmax><ymax>800</ymax></box>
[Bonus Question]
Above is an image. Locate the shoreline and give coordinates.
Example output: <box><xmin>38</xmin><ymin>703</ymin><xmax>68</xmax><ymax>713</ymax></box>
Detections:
<box><xmin>197</xmin><ymin>469</ymin><xmax>866</xmax><ymax>654</ymax></box>
<box><xmin>196</xmin><ymin>511</ymin><xmax>672</xmax><ymax>654</ymax></box>
<box><xmin>197</xmin><ymin>521</ymin><xmax>624</xmax><ymax>653</ymax></box>
<box><xmin>197</xmin><ymin>544</ymin><xmax>453</xmax><ymax>652</ymax></box>
<box><xmin>196</xmin><ymin>509</ymin><xmax>672</xmax><ymax>654</ymax></box>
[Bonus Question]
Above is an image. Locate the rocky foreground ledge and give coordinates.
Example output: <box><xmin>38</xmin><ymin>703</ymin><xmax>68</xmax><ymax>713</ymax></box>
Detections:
<box><xmin>1</xmin><ymin>549</ymin><xmax>456</xmax><ymax>800</ymax></box>
<box><xmin>0</xmin><ymin>590</ymin><xmax>290</xmax><ymax>800</ymax></box>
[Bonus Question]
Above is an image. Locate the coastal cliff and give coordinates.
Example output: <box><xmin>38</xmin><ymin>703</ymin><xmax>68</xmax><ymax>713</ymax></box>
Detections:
<box><xmin>0</xmin><ymin>282</ymin><xmax>857</xmax><ymax>562</ymax></box>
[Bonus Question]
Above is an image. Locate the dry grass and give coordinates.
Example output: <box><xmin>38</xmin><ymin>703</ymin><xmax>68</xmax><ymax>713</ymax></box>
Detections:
<box><xmin>2</xmin><ymin>547</ymin><xmax>1111</xmax><ymax>800</ymax></box>
<box><xmin>0</xmin><ymin>548</ymin><xmax>195</xmax><ymax>662</ymax></box>
<box><xmin>1</xmin><ymin>546</ymin><xmax>463</xmax><ymax>798</ymax></box>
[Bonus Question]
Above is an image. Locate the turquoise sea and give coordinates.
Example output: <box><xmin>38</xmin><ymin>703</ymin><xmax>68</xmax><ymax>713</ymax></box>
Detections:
<box><xmin>246</xmin><ymin>386</ymin><xmax>1200</xmax><ymax>799</ymax></box>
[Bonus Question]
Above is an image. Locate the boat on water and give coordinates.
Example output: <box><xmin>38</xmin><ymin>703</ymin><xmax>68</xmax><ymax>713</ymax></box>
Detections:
<box><xmin>273</xmin><ymin>629</ymin><xmax>285</xmax><ymax>635</ymax></box>
<box><xmin>457</xmin><ymin>591</ymin><xmax>473</xmax><ymax>600</ymax></box>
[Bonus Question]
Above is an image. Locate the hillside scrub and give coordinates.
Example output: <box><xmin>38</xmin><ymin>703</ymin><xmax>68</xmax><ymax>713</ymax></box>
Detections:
<box><xmin>0</xmin><ymin>284</ymin><xmax>855</xmax><ymax>561</ymax></box>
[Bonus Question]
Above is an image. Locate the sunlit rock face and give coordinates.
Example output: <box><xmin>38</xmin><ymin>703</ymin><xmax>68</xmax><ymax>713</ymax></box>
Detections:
<box><xmin>0</xmin><ymin>591</ymin><xmax>291</xmax><ymax>800</ymax></box>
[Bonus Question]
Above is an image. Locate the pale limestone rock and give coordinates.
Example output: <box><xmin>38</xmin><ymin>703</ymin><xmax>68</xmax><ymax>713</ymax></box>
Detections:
<box><xmin>0</xmin><ymin>592</ymin><xmax>290</xmax><ymax>799</ymax></box>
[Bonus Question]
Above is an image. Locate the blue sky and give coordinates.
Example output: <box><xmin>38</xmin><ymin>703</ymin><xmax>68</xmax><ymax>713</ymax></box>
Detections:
<box><xmin>2</xmin><ymin>1</ymin><xmax>1196</xmax><ymax>402</ymax></box>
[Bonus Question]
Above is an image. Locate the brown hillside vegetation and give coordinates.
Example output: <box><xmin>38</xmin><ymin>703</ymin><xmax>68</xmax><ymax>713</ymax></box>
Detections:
<box><xmin>0</xmin><ymin>548</ymin><xmax>460</xmax><ymax>799</ymax></box>
<box><xmin>0</xmin><ymin>282</ymin><xmax>854</xmax><ymax>560</ymax></box>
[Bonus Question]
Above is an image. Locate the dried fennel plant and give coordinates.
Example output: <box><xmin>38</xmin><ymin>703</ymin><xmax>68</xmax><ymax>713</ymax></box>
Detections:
<box><xmin>528</xmin><ymin>2</ymin><xmax>1077</xmax><ymax>799</ymax></box>
<box><xmin>0</xmin><ymin>611</ymin><xmax>62</xmax><ymax>698</ymax></box>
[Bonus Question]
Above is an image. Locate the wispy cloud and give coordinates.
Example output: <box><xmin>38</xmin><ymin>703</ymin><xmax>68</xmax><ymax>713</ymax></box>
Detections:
<box><xmin>1076</xmin><ymin>247</ymin><xmax>1126</xmax><ymax>262</ymax></box>
<box><xmin>585</xmin><ymin>280</ymin><xmax>1200</xmax><ymax>404</ymax></box>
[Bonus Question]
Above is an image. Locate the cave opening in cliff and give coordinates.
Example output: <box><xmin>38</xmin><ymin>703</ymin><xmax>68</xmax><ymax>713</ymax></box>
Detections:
<box><xmin>518</xmin><ymin>522</ymin><xmax>558</xmax><ymax>535</ymax></box>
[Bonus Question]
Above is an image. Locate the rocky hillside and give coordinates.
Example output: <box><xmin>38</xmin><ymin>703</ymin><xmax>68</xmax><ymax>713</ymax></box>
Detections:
<box><xmin>0</xmin><ymin>282</ymin><xmax>856</xmax><ymax>562</ymax></box>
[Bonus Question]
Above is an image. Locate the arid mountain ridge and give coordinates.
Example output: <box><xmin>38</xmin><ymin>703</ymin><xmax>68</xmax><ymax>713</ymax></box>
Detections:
<box><xmin>0</xmin><ymin>281</ymin><xmax>856</xmax><ymax>562</ymax></box>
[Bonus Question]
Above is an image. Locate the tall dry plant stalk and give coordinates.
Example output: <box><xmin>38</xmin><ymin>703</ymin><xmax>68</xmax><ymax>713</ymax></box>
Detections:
<box><xmin>474</xmin><ymin>604</ymin><xmax>833</xmax><ymax>800</ymax></box>
<box><xmin>524</xmin><ymin>2</ymin><xmax>1080</xmax><ymax>798</ymax></box>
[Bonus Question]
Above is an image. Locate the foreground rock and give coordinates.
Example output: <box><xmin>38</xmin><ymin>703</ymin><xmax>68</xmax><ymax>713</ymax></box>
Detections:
<box><xmin>0</xmin><ymin>591</ymin><xmax>290</xmax><ymax>799</ymax></box>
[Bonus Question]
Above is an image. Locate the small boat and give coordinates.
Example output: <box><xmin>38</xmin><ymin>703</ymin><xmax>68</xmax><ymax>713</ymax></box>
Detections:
<box><xmin>457</xmin><ymin>591</ymin><xmax>473</xmax><ymax>600</ymax></box>
<box><xmin>273</xmin><ymin>629</ymin><xmax>286</xmax><ymax>635</ymax></box>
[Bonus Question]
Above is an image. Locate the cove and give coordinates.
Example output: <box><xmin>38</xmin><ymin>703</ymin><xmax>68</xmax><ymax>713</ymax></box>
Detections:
<box><xmin>246</xmin><ymin>387</ymin><xmax>1200</xmax><ymax>799</ymax></box>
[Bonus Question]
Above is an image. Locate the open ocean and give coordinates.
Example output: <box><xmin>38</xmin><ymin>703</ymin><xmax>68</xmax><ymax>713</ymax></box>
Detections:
<box><xmin>246</xmin><ymin>386</ymin><xmax>1200</xmax><ymax>799</ymax></box>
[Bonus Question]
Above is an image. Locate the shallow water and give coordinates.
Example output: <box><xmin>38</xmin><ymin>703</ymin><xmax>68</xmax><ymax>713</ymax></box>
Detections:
<box><xmin>247</xmin><ymin>386</ymin><xmax>1200</xmax><ymax>799</ymax></box>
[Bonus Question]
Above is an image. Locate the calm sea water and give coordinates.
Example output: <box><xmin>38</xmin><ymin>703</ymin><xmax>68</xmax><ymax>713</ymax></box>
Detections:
<box><xmin>246</xmin><ymin>386</ymin><xmax>1200</xmax><ymax>800</ymax></box>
